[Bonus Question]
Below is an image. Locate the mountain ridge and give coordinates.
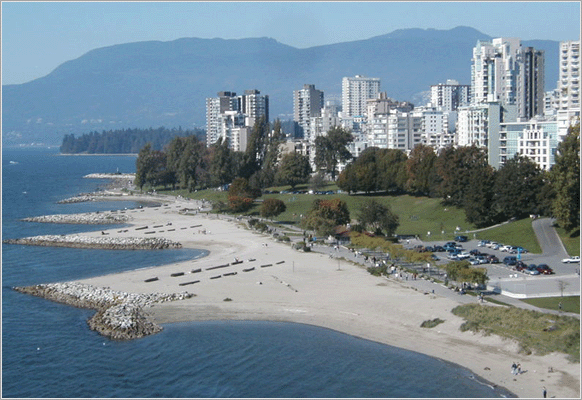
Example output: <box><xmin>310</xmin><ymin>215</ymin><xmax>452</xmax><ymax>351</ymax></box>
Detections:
<box><xmin>2</xmin><ymin>27</ymin><xmax>560</xmax><ymax>146</ymax></box>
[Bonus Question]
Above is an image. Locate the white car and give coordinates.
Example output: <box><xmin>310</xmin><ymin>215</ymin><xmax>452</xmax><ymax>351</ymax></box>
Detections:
<box><xmin>562</xmin><ymin>256</ymin><xmax>580</xmax><ymax>263</ymax></box>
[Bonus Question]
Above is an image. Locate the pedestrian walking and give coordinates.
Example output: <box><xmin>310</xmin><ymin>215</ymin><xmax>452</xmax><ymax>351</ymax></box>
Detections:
<box><xmin>559</xmin><ymin>302</ymin><xmax>563</xmax><ymax>312</ymax></box>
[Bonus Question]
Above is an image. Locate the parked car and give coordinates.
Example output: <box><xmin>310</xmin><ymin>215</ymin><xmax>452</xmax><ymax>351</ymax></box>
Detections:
<box><xmin>486</xmin><ymin>241</ymin><xmax>498</xmax><ymax>248</ymax></box>
<box><xmin>455</xmin><ymin>235</ymin><xmax>468</xmax><ymax>242</ymax></box>
<box><xmin>469</xmin><ymin>249</ymin><xmax>482</xmax><ymax>256</ymax></box>
<box><xmin>475</xmin><ymin>255</ymin><xmax>488</xmax><ymax>264</ymax></box>
<box><xmin>500</xmin><ymin>245</ymin><xmax>513</xmax><ymax>252</ymax></box>
<box><xmin>515</xmin><ymin>261</ymin><xmax>527</xmax><ymax>271</ymax></box>
<box><xmin>503</xmin><ymin>256</ymin><xmax>518</xmax><ymax>266</ymax></box>
<box><xmin>456</xmin><ymin>252</ymin><xmax>471</xmax><ymax>260</ymax></box>
<box><xmin>526</xmin><ymin>264</ymin><xmax>540</xmax><ymax>275</ymax></box>
<box><xmin>477</xmin><ymin>240</ymin><xmax>490</xmax><ymax>247</ymax></box>
<box><xmin>431</xmin><ymin>254</ymin><xmax>440</xmax><ymax>261</ymax></box>
<box><xmin>433</xmin><ymin>245</ymin><xmax>445</xmax><ymax>252</ymax></box>
<box><xmin>469</xmin><ymin>258</ymin><xmax>481</xmax><ymax>265</ymax></box>
<box><xmin>487</xmin><ymin>255</ymin><xmax>500</xmax><ymax>264</ymax></box>
<box><xmin>515</xmin><ymin>247</ymin><xmax>528</xmax><ymax>254</ymax></box>
<box><xmin>536</xmin><ymin>264</ymin><xmax>553</xmax><ymax>275</ymax></box>
<box><xmin>562</xmin><ymin>256</ymin><xmax>580</xmax><ymax>263</ymax></box>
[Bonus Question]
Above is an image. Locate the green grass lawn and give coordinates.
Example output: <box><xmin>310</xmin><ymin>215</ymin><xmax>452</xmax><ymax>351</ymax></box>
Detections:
<box><xmin>521</xmin><ymin>296</ymin><xmax>580</xmax><ymax>314</ymax></box>
<box><xmin>156</xmin><ymin>186</ymin><xmax>547</xmax><ymax>253</ymax></box>
<box><xmin>554</xmin><ymin>226</ymin><xmax>580</xmax><ymax>257</ymax></box>
<box><xmin>472</xmin><ymin>218</ymin><xmax>542</xmax><ymax>254</ymax></box>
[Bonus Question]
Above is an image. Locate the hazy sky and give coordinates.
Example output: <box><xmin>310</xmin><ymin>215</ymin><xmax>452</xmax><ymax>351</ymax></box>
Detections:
<box><xmin>2</xmin><ymin>1</ymin><xmax>580</xmax><ymax>85</ymax></box>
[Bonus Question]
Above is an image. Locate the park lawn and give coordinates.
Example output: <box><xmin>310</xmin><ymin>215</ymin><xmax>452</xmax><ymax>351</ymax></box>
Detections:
<box><xmin>151</xmin><ymin>187</ymin><xmax>543</xmax><ymax>250</ymax></box>
<box><xmin>554</xmin><ymin>226</ymin><xmax>580</xmax><ymax>257</ymax></box>
<box><xmin>521</xmin><ymin>296</ymin><xmax>580</xmax><ymax>314</ymax></box>
<box><xmin>472</xmin><ymin>218</ymin><xmax>542</xmax><ymax>254</ymax></box>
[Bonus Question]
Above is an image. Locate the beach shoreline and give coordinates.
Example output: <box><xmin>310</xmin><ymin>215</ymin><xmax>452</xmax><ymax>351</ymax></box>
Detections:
<box><xmin>14</xmin><ymin>192</ymin><xmax>581</xmax><ymax>398</ymax></box>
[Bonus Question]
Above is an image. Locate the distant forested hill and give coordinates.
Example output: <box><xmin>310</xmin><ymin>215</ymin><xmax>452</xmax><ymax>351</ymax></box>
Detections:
<box><xmin>3</xmin><ymin>26</ymin><xmax>560</xmax><ymax>146</ymax></box>
<box><xmin>60</xmin><ymin>127</ymin><xmax>205</xmax><ymax>154</ymax></box>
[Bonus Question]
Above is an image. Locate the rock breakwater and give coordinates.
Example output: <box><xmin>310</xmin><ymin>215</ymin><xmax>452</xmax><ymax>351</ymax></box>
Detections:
<box><xmin>13</xmin><ymin>282</ymin><xmax>193</xmax><ymax>340</ymax></box>
<box><xmin>23</xmin><ymin>212</ymin><xmax>131</xmax><ymax>224</ymax></box>
<box><xmin>84</xmin><ymin>173</ymin><xmax>135</xmax><ymax>179</ymax></box>
<box><xmin>3</xmin><ymin>235</ymin><xmax>182</xmax><ymax>250</ymax></box>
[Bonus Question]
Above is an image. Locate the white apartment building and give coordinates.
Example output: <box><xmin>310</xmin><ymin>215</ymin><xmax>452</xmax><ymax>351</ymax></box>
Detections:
<box><xmin>497</xmin><ymin>118</ymin><xmax>559</xmax><ymax>171</ymax></box>
<box><xmin>341</xmin><ymin>75</ymin><xmax>381</xmax><ymax>119</ymax></box>
<box><xmin>457</xmin><ymin>102</ymin><xmax>501</xmax><ymax>167</ymax></box>
<box><xmin>415</xmin><ymin>106</ymin><xmax>456</xmax><ymax>150</ymax></box>
<box><xmin>556</xmin><ymin>40</ymin><xmax>580</xmax><ymax>141</ymax></box>
<box><xmin>205</xmin><ymin>91</ymin><xmax>239</xmax><ymax>147</ymax></box>
<box><xmin>471</xmin><ymin>38</ymin><xmax>544</xmax><ymax>120</ymax></box>
<box><xmin>293</xmin><ymin>84</ymin><xmax>324</xmax><ymax>140</ymax></box>
<box><xmin>430</xmin><ymin>79</ymin><xmax>470</xmax><ymax>112</ymax></box>
<box><xmin>206</xmin><ymin>89</ymin><xmax>269</xmax><ymax>150</ymax></box>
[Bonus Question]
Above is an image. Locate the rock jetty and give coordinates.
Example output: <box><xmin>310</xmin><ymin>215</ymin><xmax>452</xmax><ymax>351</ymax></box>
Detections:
<box><xmin>3</xmin><ymin>235</ymin><xmax>182</xmax><ymax>250</ymax></box>
<box><xmin>84</xmin><ymin>173</ymin><xmax>135</xmax><ymax>180</ymax></box>
<box><xmin>13</xmin><ymin>282</ymin><xmax>193</xmax><ymax>340</ymax></box>
<box><xmin>23</xmin><ymin>212</ymin><xmax>131</xmax><ymax>224</ymax></box>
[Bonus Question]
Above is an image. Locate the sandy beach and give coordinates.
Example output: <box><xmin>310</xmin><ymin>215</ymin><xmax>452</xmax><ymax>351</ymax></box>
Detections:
<box><xmin>34</xmin><ymin>193</ymin><xmax>579</xmax><ymax>398</ymax></box>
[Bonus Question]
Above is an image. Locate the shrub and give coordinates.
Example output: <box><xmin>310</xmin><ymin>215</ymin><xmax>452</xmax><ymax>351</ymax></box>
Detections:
<box><xmin>421</xmin><ymin>318</ymin><xmax>445</xmax><ymax>328</ymax></box>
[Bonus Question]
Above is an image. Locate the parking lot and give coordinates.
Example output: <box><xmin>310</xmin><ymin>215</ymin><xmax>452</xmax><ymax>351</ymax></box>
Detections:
<box><xmin>423</xmin><ymin>238</ymin><xmax>580</xmax><ymax>298</ymax></box>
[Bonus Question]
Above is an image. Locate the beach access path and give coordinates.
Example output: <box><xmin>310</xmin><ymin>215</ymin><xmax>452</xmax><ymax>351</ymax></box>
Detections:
<box><xmin>67</xmin><ymin>193</ymin><xmax>580</xmax><ymax>399</ymax></box>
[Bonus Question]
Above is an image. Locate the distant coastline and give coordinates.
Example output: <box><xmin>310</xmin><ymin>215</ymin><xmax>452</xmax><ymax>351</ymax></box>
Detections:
<box><xmin>58</xmin><ymin>153</ymin><xmax>138</xmax><ymax>156</ymax></box>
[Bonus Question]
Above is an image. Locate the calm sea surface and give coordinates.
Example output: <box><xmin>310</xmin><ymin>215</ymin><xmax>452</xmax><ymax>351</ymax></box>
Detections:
<box><xmin>2</xmin><ymin>148</ymin><xmax>514</xmax><ymax>398</ymax></box>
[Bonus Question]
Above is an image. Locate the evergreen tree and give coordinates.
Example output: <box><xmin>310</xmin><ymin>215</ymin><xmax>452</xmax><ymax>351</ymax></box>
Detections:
<box><xmin>550</xmin><ymin>123</ymin><xmax>580</xmax><ymax>232</ymax></box>
<box><xmin>492</xmin><ymin>155</ymin><xmax>545</xmax><ymax>220</ymax></box>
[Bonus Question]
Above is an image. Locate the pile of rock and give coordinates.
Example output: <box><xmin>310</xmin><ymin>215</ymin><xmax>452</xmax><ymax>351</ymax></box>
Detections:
<box><xmin>3</xmin><ymin>235</ymin><xmax>182</xmax><ymax>250</ymax></box>
<box><xmin>57</xmin><ymin>194</ymin><xmax>97</xmax><ymax>204</ymax></box>
<box><xmin>14</xmin><ymin>282</ymin><xmax>193</xmax><ymax>340</ymax></box>
<box><xmin>23</xmin><ymin>212</ymin><xmax>131</xmax><ymax>224</ymax></box>
<box><xmin>84</xmin><ymin>173</ymin><xmax>135</xmax><ymax>180</ymax></box>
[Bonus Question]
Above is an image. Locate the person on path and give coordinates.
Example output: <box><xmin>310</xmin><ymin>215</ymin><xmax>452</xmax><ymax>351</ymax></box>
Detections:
<box><xmin>559</xmin><ymin>302</ymin><xmax>563</xmax><ymax>312</ymax></box>
<box><xmin>517</xmin><ymin>363</ymin><xmax>521</xmax><ymax>374</ymax></box>
<box><xmin>542</xmin><ymin>386</ymin><xmax>547</xmax><ymax>398</ymax></box>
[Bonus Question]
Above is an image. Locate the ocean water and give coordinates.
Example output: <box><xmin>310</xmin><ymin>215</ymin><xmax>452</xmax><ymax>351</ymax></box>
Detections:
<box><xmin>1</xmin><ymin>148</ymin><xmax>514</xmax><ymax>398</ymax></box>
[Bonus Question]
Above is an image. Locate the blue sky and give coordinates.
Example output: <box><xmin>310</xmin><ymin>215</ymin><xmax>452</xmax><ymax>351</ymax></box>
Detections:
<box><xmin>2</xmin><ymin>1</ymin><xmax>580</xmax><ymax>85</ymax></box>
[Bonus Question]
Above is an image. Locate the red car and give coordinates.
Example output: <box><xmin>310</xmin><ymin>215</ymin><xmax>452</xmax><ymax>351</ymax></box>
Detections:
<box><xmin>536</xmin><ymin>264</ymin><xmax>553</xmax><ymax>275</ymax></box>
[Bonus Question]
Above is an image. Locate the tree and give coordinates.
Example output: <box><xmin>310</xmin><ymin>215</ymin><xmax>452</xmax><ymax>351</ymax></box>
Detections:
<box><xmin>275</xmin><ymin>152</ymin><xmax>312</xmax><ymax>189</ymax></box>
<box><xmin>435</xmin><ymin>145</ymin><xmax>489</xmax><ymax>208</ymax></box>
<box><xmin>228</xmin><ymin>177</ymin><xmax>259</xmax><ymax>213</ymax></box>
<box><xmin>260</xmin><ymin>198</ymin><xmax>287</xmax><ymax>219</ymax></box>
<box><xmin>134</xmin><ymin>143</ymin><xmax>169</xmax><ymax>190</ymax></box>
<box><xmin>309</xmin><ymin>172</ymin><xmax>327</xmax><ymax>191</ymax></box>
<box><xmin>444</xmin><ymin>261</ymin><xmax>488</xmax><ymax>286</ymax></box>
<box><xmin>240</xmin><ymin>116</ymin><xmax>269</xmax><ymax>179</ymax></box>
<box><xmin>550</xmin><ymin>123</ymin><xmax>580</xmax><ymax>232</ymax></box>
<box><xmin>406</xmin><ymin>144</ymin><xmax>438</xmax><ymax>196</ymax></box>
<box><xmin>492</xmin><ymin>155</ymin><xmax>545</xmax><ymax>221</ymax></box>
<box><xmin>357</xmin><ymin>199</ymin><xmax>399</xmax><ymax>236</ymax></box>
<box><xmin>314</xmin><ymin>126</ymin><xmax>353</xmax><ymax>180</ymax></box>
<box><xmin>135</xmin><ymin>143</ymin><xmax>153</xmax><ymax>190</ymax></box>
<box><xmin>376</xmin><ymin>148</ymin><xmax>408</xmax><ymax>193</ymax></box>
<box><xmin>302</xmin><ymin>198</ymin><xmax>350</xmax><ymax>236</ymax></box>
<box><xmin>208</xmin><ymin>138</ymin><xmax>236</xmax><ymax>188</ymax></box>
<box><xmin>177</xmin><ymin>136</ymin><xmax>204</xmax><ymax>192</ymax></box>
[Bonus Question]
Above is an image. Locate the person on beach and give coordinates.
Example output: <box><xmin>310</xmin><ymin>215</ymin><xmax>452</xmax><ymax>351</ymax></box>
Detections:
<box><xmin>543</xmin><ymin>386</ymin><xmax>547</xmax><ymax>398</ymax></box>
<box><xmin>511</xmin><ymin>362</ymin><xmax>517</xmax><ymax>375</ymax></box>
<box><xmin>516</xmin><ymin>363</ymin><xmax>521</xmax><ymax>374</ymax></box>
